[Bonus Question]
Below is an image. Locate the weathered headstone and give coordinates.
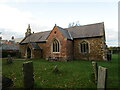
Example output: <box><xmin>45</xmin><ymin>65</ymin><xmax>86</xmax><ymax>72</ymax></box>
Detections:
<box><xmin>92</xmin><ymin>61</ymin><xmax>98</xmax><ymax>83</ymax></box>
<box><xmin>53</xmin><ymin>65</ymin><xmax>59</xmax><ymax>73</ymax></box>
<box><xmin>7</xmin><ymin>55</ymin><xmax>13</xmax><ymax>64</ymax></box>
<box><xmin>23</xmin><ymin>61</ymin><xmax>34</xmax><ymax>89</ymax></box>
<box><xmin>97</xmin><ymin>66</ymin><xmax>107</xmax><ymax>89</ymax></box>
<box><xmin>107</xmin><ymin>51</ymin><xmax>112</xmax><ymax>61</ymax></box>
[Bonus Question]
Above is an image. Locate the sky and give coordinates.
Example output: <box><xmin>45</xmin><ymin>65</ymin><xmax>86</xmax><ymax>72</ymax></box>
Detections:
<box><xmin>0</xmin><ymin>0</ymin><xmax>119</xmax><ymax>46</ymax></box>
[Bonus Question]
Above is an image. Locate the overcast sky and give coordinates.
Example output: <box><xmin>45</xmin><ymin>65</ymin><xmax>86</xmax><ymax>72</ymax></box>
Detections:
<box><xmin>0</xmin><ymin>0</ymin><xmax>118</xmax><ymax>46</ymax></box>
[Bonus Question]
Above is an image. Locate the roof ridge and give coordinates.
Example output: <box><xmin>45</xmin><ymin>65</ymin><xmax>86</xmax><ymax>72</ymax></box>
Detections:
<box><xmin>65</xmin><ymin>22</ymin><xmax>104</xmax><ymax>29</ymax></box>
<box><xmin>57</xmin><ymin>26</ymin><xmax>65</xmax><ymax>30</ymax></box>
<box><xmin>33</xmin><ymin>30</ymin><xmax>51</xmax><ymax>34</ymax></box>
<box><xmin>80</xmin><ymin>22</ymin><xmax>104</xmax><ymax>27</ymax></box>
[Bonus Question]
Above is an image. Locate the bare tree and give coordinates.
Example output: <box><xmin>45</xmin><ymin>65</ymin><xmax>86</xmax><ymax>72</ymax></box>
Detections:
<box><xmin>68</xmin><ymin>21</ymin><xmax>80</xmax><ymax>27</ymax></box>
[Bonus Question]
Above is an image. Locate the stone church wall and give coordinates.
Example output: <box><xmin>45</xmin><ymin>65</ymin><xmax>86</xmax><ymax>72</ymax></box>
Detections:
<box><xmin>37</xmin><ymin>43</ymin><xmax>46</xmax><ymax>58</ymax></box>
<box><xmin>73</xmin><ymin>37</ymin><xmax>106</xmax><ymax>60</ymax></box>
<box><xmin>32</xmin><ymin>49</ymin><xmax>42</xmax><ymax>58</ymax></box>
<box><xmin>19</xmin><ymin>36</ymin><xmax>107</xmax><ymax>60</ymax></box>
<box><xmin>19</xmin><ymin>44</ymin><xmax>27</xmax><ymax>58</ymax></box>
<box><xmin>46</xmin><ymin>26</ymin><xmax>73</xmax><ymax>61</ymax></box>
<box><xmin>66</xmin><ymin>40</ymin><xmax>73</xmax><ymax>60</ymax></box>
<box><xmin>19</xmin><ymin>43</ymin><xmax>42</xmax><ymax>59</ymax></box>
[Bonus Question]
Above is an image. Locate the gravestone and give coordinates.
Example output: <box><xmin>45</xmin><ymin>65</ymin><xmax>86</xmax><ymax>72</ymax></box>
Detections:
<box><xmin>23</xmin><ymin>61</ymin><xmax>34</xmax><ymax>89</ymax></box>
<box><xmin>53</xmin><ymin>65</ymin><xmax>59</xmax><ymax>73</ymax></box>
<box><xmin>107</xmin><ymin>51</ymin><xmax>112</xmax><ymax>61</ymax></box>
<box><xmin>97</xmin><ymin>66</ymin><xmax>107</xmax><ymax>89</ymax></box>
<box><xmin>92</xmin><ymin>61</ymin><xmax>98</xmax><ymax>83</ymax></box>
<box><xmin>7</xmin><ymin>55</ymin><xmax>13</xmax><ymax>64</ymax></box>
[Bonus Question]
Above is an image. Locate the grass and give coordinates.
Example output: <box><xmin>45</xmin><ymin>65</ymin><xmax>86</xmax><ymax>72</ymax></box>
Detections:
<box><xmin>2</xmin><ymin>54</ymin><xmax>118</xmax><ymax>88</ymax></box>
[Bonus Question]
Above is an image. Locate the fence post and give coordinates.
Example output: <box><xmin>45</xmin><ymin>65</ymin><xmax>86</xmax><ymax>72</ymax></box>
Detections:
<box><xmin>92</xmin><ymin>61</ymin><xmax>98</xmax><ymax>83</ymax></box>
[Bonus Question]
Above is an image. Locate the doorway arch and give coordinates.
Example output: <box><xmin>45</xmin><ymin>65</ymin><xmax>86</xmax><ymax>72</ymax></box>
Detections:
<box><xmin>27</xmin><ymin>47</ymin><xmax>31</xmax><ymax>58</ymax></box>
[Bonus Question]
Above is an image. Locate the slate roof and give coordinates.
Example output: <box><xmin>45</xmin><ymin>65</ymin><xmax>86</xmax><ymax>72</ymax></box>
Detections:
<box><xmin>57</xmin><ymin>26</ymin><xmax>73</xmax><ymax>40</ymax></box>
<box><xmin>29</xmin><ymin>42</ymin><xmax>41</xmax><ymax>50</ymax></box>
<box><xmin>0</xmin><ymin>44</ymin><xmax>19</xmax><ymax>51</ymax></box>
<box><xmin>20</xmin><ymin>31</ymin><xmax>51</xmax><ymax>44</ymax></box>
<box><xmin>65</xmin><ymin>22</ymin><xmax>104</xmax><ymax>38</ymax></box>
<box><xmin>20</xmin><ymin>22</ymin><xmax>104</xmax><ymax>44</ymax></box>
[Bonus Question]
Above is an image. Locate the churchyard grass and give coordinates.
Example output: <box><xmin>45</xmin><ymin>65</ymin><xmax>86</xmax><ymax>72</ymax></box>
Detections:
<box><xmin>2</xmin><ymin>54</ymin><xmax>118</xmax><ymax>88</ymax></box>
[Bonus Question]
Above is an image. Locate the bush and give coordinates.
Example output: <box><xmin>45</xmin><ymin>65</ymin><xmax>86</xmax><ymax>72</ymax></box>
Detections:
<box><xmin>2</xmin><ymin>51</ymin><xmax>21</xmax><ymax>58</ymax></box>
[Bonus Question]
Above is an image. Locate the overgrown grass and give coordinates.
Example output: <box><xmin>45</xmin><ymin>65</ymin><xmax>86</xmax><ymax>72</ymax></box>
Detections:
<box><xmin>2</xmin><ymin>54</ymin><xmax>118</xmax><ymax>88</ymax></box>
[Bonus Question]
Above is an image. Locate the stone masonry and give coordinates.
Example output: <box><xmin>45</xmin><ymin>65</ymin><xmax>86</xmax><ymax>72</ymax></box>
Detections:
<box><xmin>19</xmin><ymin>22</ymin><xmax>107</xmax><ymax>61</ymax></box>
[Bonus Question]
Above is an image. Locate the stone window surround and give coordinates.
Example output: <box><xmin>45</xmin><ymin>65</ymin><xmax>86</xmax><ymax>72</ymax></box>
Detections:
<box><xmin>79</xmin><ymin>40</ymin><xmax>90</xmax><ymax>54</ymax></box>
<box><xmin>51</xmin><ymin>38</ymin><xmax>61</xmax><ymax>53</ymax></box>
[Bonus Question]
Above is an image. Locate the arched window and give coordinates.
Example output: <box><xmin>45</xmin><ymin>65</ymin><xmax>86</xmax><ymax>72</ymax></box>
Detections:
<box><xmin>53</xmin><ymin>39</ymin><xmax>60</xmax><ymax>52</ymax></box>
<box><xmin>80</xmin><ymin>41</ymin><xmax>89</xmax><ymax>53</ymax></box>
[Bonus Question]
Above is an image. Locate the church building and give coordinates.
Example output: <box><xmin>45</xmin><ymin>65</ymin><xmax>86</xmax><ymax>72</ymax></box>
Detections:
<box><xmin>19</xmin><ymin>22</ymin><xmax>107</xmax><ymax>61</ymax></box>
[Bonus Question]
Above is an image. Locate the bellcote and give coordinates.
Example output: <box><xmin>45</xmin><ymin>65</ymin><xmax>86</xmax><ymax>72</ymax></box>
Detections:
<box><xmin>25</xmin><ymin>24</ymin><xmax>31</xmax><ymax>37</ymax></box>
<box><xmin>27</xmin><ymin>24</ymin><xmax>31</xmax><ymax>33</ymax></box>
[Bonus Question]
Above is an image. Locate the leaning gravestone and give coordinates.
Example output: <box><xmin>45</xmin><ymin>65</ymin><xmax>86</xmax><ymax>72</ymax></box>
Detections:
<box><xmin>7</xmin><ymin>55</ymin><xmax>13</xmax><ymax>64</ymax></box>
<box><xmin>92</xmin><ymin>61</ymin><xmax>98</xmax><ymax>83</ymax></box>
<box><xmin>23</xmin><ymin>61</ymin><xmax>34</xmax><ymax>89</ymax></box>
<box><xmin>97</xmin><ymin>66</ymin><xmax>107</xmax><ymax>89</ymax></box>
<box><xmin>53</xmin><ymin>65</ymin><xmax>59</xmax><ymax>73</ymax></box>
